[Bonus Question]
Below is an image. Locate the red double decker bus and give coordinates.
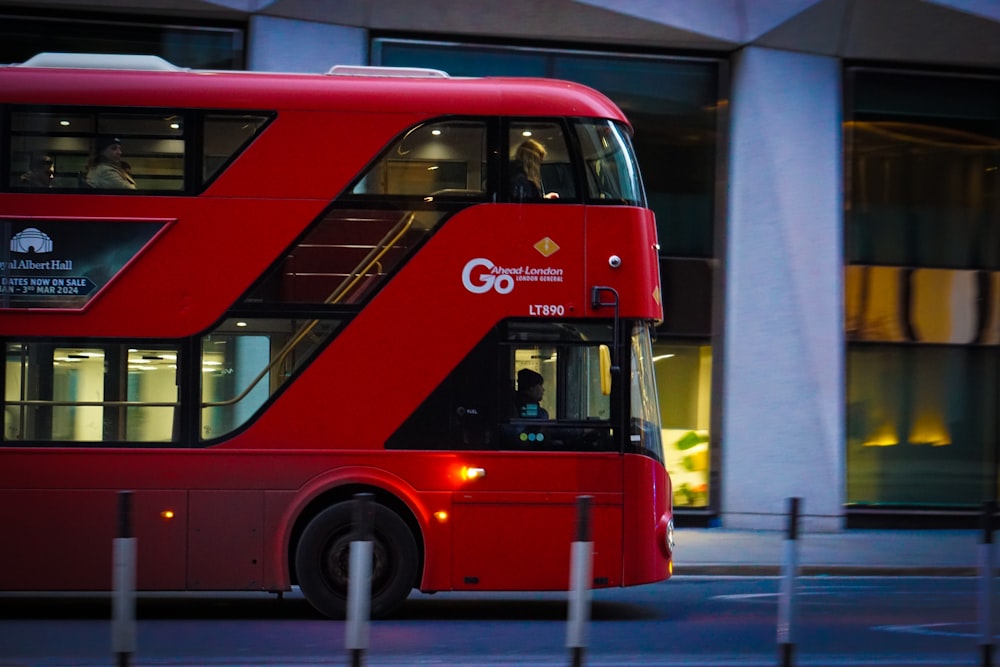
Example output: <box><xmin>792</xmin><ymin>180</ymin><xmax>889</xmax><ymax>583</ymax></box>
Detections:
<box><xmin>0</xmin><ymin>53</ymin><xmax>673</xmax><ymax>618</ymax></box>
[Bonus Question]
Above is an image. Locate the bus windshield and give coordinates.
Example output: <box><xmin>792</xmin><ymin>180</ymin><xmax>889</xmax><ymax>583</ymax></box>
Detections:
<box><xmin>630</xmin><ymin>322</ymin><xmax>665</xmax><ymax>463</ymax></box>
<box><xmin>575</xmin><ymin>120</ymin><xmax>646</xmax><ymax>207</ymax></box>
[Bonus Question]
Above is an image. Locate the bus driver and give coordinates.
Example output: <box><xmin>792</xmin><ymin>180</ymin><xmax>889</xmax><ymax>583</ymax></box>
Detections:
<box><xmin>514</xmin><ymin>368</ymin><xmax>549</xmax><ymax>419</ymax></box>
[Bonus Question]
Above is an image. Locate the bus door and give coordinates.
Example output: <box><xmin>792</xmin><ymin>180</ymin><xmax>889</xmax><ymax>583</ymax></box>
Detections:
<box><xmin>449</xmin><ymin>324</ymin><xmax>624</xmax><ymax>591</ymax></box>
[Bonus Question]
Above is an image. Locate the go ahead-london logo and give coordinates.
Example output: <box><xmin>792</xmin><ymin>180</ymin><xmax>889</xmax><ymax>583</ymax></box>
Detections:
<box><xmin>461</xmin><ymin>237</ymin><xmax>564</xmax><ymax>295</ymax></box>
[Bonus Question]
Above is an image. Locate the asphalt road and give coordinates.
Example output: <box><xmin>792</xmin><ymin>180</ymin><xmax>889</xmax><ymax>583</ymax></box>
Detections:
<box><xmin>0</xmin><ymin>576</ymin><xmax>993</xmax><ymax>666</ymax></box>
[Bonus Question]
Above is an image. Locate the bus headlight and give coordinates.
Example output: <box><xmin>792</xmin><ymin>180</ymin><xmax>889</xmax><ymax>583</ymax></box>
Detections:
<box><xmin>657</xmin><ymin>514</ymin><xmax>674</xmax><ymax>559</ymax></box>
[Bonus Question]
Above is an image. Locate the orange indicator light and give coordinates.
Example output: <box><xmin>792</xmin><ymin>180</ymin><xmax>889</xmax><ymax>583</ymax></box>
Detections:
<box><xmin>160</xmin><ymin>510</ymin><xmax>175</xmax><ymax>520</ymax></box>
<box><xmin>434</xmin><ymin>511</ymin><xmax>448</xmax><ymax>522</ymax></box>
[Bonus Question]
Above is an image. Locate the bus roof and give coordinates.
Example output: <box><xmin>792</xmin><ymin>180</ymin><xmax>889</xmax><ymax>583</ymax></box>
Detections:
<box><xmin>1</xmin><ymin>56</ymin><xmax>630</xmax><ymax>124</ymax></box>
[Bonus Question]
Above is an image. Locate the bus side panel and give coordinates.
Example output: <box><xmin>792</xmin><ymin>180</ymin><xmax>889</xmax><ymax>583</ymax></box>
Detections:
<box><xmin>0</xmin><ymin>486</ymin><xmax>187</xmax><ymax>591</ymax></box>
<box><xmin>585</xmin><ymin>206</ymin><xmax>663</xmax><ymax>321</ymax></box>
<box><xmin>188</xmin><ymin>490</ymin><xmax>263</xmax><ymax>590</ymax></box>
<box><xmin>621</xmin><ymin>454</ymin><xmax>672</xmax><ymax>586</ymax></box>
<box><xmin>449</xmin><ymin>453</ymin><xmax>623</xmax><ymax>591</ymax></box>
<box><xmin>0</xmin><ymin>449</ymin><xmax>647</xmax><ymax>595</ymax></box>
<box><xmin>3</xmin><ymin>450</ymin><xmax>451</xmax><ymax>594</ymax></box>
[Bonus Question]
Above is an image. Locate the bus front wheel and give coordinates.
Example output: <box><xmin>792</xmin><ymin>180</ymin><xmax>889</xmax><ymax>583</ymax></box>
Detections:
<box><xmin>295</xmin><ymin>501</ymin><xmax>418</xmax><ymax>619</ymax></box>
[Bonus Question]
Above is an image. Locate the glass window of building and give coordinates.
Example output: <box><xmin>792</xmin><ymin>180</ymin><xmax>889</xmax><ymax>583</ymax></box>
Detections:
<box><xmin>655</xmin><ymin>343</ymin><xmax>712</xmax><ymax>507</ymax></box>
<box><xmin>0</xmin><ymin>13</ymin><xmax>244</xmax><ymax>69</ymax></box>
<box><xmin>374</xmin><ymin>38</ymin><xmax>722</xmax><ymax>510</ymax></box>
<box><xmin>845</xmin><ymin>68</ymin><xmax>1000</xmax><ymax>508</ymax></box>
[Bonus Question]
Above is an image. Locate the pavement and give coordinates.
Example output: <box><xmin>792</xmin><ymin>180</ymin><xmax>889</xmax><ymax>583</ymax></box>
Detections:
<box><xmin>672</xmin><ymin>527</ymin><xmax>985</xmax><ymax>576</ymax></box>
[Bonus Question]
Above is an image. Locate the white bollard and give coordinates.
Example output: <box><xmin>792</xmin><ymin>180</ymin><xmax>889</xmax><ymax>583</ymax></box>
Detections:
<box><xmin>346</xmin><ymin>493</ymin><xmax>374</xmax><ymax>667</ymax></box>
<box><xmin>979</xmin><ymin>500</ymin><xmax>996</xmax><ymax>667</ymax></box>
<box><xmin>111</xmin><ymin>491</ymin><xmax>136</xmax><ymax>667</ymax></box>
<box><xmin>566</xmin><ymin>495</ymin><xmax>593</xmax><ymax>667</ymax></box>
<box><xmin>777</xmin><ymin>497</ymin><xmax>801</xmax><ymax>667</ymax></box>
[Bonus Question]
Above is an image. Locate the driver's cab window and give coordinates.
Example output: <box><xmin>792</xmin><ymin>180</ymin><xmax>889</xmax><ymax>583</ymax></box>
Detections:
<box><xmin>502</xmin><ymin>322</ymin><xmax>613</xmax><ymax>451</ymax></box>
<box><xmin>386</xmin><ymin>320</ymin><xmax>614</xmax><ymax>452</ymax></box>
<box><xmin>506</xmin><ymin>121</ymin><xmax>576</xmax><ymax>202</ymax></box>
<box><xmin>509</xmin><ymin>343</ymin><xmax>610</xmax><ymax>423</ymax></box>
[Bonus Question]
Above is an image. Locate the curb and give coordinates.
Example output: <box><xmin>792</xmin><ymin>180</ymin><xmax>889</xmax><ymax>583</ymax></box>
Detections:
<box><xmin>673</xmin><ymin>564</ymin><xmax>978</xmax><ymax>577</ymax></box>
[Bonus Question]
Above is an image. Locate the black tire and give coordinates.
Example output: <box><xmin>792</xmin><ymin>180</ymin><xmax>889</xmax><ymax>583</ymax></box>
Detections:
<box><xmin>295</xmin><ymin>501</ymin><xmax>418</xmax><ymax>619</ymax></box>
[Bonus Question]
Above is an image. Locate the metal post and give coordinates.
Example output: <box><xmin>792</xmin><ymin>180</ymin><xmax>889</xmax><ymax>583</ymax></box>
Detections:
<box><xmin>111</xmin><ymin>491</ymin><xmax>136</xmax><ymax>667</ymax></box>
<box><xmin>777</xmin><ymin>497</ymin><xmax>801</xmax><ymax>667</ymax></box>
<box><xmin>346</xmin><ymin>493</ymin><xmax>374</xmax><ymax>667</ymax></box>
<box><xmin>566</xmin><ymin>495</ymin><xmax>593</xmax><ymax>667</ymax></box>
<box><xmin>980</xmin><ymin>500</ymin><xmax>997</xmax><ymax>667</ymax></box>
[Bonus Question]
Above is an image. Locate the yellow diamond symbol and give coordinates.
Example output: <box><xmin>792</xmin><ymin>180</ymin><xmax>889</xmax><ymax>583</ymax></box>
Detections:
<box><xmin>652</xmin><ymin>285</ymin><xmax>661</xmax><ymax>305</ymax></box>
<box><xmin>534</xmin><ymin>237</ymin><xmax>560</xmax><ymax>257</ymax></box>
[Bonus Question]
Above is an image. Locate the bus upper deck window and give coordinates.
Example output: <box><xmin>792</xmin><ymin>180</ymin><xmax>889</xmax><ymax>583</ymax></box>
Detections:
<box><xmin>351</xmin><ymin>120</ymin><xmax>487</xmax><ymax>198</ymax></box>
<box><xmin>91</xmin><ymin>113</ymin><xmax>185</xmax><ymax>191</ymax></box>
<box><xmin>574</xmin><ymin>120</ymin><xmax>646</xmax><ymax>207</ymax></box>
<box><xmin>203</xmin><ymin>113</ymin><xmax>271</xmax><ymax>184</ymax></box>
<box><xmin>9</xmin><ymin>109</ymin><xmax>93</xmax><ymax>190</ymax></box>
<box><xmin>8</xmin><ymin>108</ymin><xmax>187</xmax><ymax>192</ymax></box>
<box><xmin>507</xmin><ymin>121</ymin><xmax>576</xmax><ymax>202</ymax></box>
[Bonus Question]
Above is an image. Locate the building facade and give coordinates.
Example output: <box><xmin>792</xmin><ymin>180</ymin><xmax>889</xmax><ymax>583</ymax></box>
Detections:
<box><xmin>2</xmin><ymin>0</ymin><xmax>999</xmax><ymax>530</ymax></box>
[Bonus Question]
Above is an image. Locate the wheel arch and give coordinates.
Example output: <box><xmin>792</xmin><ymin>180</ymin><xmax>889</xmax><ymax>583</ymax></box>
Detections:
<box><xmin>279</xmin><ymin>467</ymin><xmax>428</xmax><ymax>589</ymax></box>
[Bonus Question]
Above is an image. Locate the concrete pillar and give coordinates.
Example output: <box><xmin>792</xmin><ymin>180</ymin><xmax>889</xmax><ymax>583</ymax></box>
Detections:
<box><xmin>247</xmin><ymin>16</ymin><xmax>366</xmax><ymax>73</ymax></box>
<box><xmin>721</xmin><ymin>46</ymin><xmax>844</xmax><ymax>531</ymax></box>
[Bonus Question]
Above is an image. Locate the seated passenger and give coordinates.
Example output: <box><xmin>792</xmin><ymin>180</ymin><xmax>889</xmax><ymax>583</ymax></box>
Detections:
<box><xmin>510</xmin><ymin>139</ymin><xmax>559</xmax><ymax>201</ymax></box>
<box><xmin>19</xmin><ymin>153</ymin><xmax>54</xmax><ymax>188</ymax></box>
<box><xmin>86</xmin><ymin>137</ymin><xmax>136</xmax><ymax>190</ymax></box>
<box><xmin>514</xmin><ymin>368</ymin><xmax>549</xmax><ymax>419</ymax></box>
